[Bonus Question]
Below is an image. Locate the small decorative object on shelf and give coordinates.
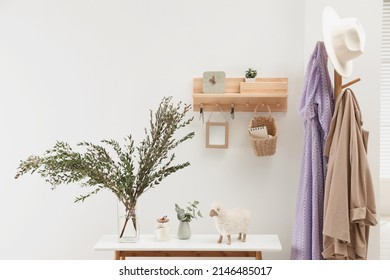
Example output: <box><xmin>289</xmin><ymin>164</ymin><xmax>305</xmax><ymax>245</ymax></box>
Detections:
<box><xmin>202</xmin><ymin>71</ymin><xmax>226</xmax><ymax>93</ymax></box>
<box><xmin>245</xmin><ymin>68</ymin><xmax>257</xmax><ymax>82</ymax></box>
<box><xmin>14</xmin><ymin>96</ymin><xmax>195</xmax><ymax>243</ymax></box>
<box><xmin>209</xmin><ymin>201</ymin><xmax>251</xmax><ymax>245</ymax></box>
<box><xmin>155</xmin><ymin>215</ymin><xmax>170</xmax><ymax>241</ymax></box>
<box><xmin>175</xmin><ymin>201</ymin><xmax>203</xmax><ymax>239</ymax></box>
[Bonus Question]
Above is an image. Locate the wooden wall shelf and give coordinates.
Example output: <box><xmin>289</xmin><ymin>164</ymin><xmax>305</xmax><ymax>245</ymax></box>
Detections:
<box><xmin>193</xmin><ymin>77</ymin><xmax>288</xmax><ymax>112</ymax></box>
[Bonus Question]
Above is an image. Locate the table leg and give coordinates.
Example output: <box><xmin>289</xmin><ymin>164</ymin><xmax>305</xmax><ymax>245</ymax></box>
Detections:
<box><xmin>255</xmin><ymin>251</ymin><xmax>262</xmax><ymax>260</ymax></box>
<box><xmin>114</xmin><ymin>251</ymin><xmax>121</xmax><ymax>260</ymax></box>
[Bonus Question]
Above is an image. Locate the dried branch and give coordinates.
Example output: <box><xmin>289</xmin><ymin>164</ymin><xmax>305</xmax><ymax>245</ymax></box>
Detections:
<box><xmin>15</xmin><ymin>96</ymin><xmax>195</xmax><ymax>210</ymax></box>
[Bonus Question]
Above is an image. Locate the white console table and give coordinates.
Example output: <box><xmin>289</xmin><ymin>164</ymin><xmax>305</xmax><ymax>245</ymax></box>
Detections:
<box><xmin>94</xmin><ymin>234</ymin><xmax>282</xmax><ymax>260</ymax></box>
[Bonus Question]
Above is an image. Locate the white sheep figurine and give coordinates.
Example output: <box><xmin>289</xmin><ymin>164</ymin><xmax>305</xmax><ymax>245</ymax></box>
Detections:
<box><xmin>209</xmin><ymin>202</ymin><xmax>251</xmax><ymax>245</ymax></box>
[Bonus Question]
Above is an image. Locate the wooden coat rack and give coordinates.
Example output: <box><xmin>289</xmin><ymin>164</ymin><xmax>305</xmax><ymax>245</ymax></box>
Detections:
<box><xmin>333</xmin><ymin>71</ymin><xmax>361</xmax><ymax>97</ymax></box>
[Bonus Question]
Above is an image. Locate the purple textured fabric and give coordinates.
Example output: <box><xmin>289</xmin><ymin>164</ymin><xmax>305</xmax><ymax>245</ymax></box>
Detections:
<box><xmin>290</xmin><ymin>41</ymin><xmax>334</xmax><ymax>260</ymax></box>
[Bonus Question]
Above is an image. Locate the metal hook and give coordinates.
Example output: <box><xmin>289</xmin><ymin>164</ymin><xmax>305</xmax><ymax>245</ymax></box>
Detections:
<box><xmin>230</xmin><ymin>104</ymin><xmax>235</xmax><ymax>120</ymax></box>
<box><xmin>199</xmin><ymin>104</ymin><xmax>204</xmax><ymax>124</ymax></box>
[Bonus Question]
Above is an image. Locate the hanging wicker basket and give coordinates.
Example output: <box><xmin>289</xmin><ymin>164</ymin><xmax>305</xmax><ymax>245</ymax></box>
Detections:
<box><xmin>248</xmin><ymin>105</ymin><xmax>278</xmax><ymax>156</ymax></box>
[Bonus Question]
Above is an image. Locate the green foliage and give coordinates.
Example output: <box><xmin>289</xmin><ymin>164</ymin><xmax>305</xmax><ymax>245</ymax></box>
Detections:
<box><xmin>245</xmin><ymin>68</ymin><xmax>257</xmax><ymax>78</ymax></box>
<box><xmin>175</xmin><ymin>200</ymin><xmax>203</xmax><ymax>222</ymax></box>
<box><xmin>15</xmin><ymin>97</ymin><xmax>195</xmax><ymax>211</ymax></box>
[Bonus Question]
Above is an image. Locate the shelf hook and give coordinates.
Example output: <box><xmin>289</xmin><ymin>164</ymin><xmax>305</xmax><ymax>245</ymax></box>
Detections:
<box><xmin>230</xmin><ymin>104</ymin><xmax>235</xmax><ymax>120</ymax></box>
<box><xmin>199</xmin><ymin>103</ymin><xmax>204</xmax><ymax>124</ymax></box>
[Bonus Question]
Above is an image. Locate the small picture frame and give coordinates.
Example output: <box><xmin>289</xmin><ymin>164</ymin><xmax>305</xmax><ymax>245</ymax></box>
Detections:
<box><xmin>206</xmin><ymin>122</ymin><xmax>229</xmax><ymax>149</ymax></box>
<box><xmin>202</xmin><ymin>71</ymin><xmax>226</xmax><ymax>93</ymax></box>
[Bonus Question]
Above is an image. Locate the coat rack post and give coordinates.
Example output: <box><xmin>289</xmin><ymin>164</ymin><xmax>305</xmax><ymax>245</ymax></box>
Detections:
<box><xmin>334</xmin><ymin>70</ymin><xmax>343</xmax><ymax>97</ymax></box>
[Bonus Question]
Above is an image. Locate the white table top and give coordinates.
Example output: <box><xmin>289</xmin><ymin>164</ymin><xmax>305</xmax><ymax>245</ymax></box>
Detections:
<box><xmin>94</xmin><ymin>234</ymin><xmax>282</xmax><ymax>252</ymax></box>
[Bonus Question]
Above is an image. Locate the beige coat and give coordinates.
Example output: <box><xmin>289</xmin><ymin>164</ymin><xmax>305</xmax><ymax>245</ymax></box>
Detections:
<box><xmin>322</xmin><ymin>89</ymin><xmax>377</xmax><ymax>260</ymax></box>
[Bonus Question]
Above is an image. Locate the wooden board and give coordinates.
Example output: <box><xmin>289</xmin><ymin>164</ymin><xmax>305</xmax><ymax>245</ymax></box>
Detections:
<box><xmin>193</xmin><ymin>77</ymin><xmax>288</xmax><ymax>112</ymax></box>
<box><xmin>194</xmin><ymin>78</ymin><xmax>243</xmax><ymax>93</ymax></box>
<box><xmin>240</xmin><ymin>80</ymin><xmax>288</xmax><ymax>94</ymax></box>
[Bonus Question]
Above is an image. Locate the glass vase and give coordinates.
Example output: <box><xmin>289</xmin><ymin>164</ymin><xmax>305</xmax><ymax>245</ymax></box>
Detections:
<box><xmin>117</xmin><ymin>202</ymin><xmax>139</xmax><ymax>243</ymax></box>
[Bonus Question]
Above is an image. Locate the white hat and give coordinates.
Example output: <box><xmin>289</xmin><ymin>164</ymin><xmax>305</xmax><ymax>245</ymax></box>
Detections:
<box><xmin>322</xmin><ymin>6</ymin><xmax>366</xmax><ymax>77</ymax></box>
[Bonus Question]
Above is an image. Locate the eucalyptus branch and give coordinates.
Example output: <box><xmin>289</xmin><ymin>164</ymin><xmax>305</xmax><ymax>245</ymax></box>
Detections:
<box><xmin>15</xmin><ymin>96</ymin><xmax>195</xmax><ymax>237</ymax></box>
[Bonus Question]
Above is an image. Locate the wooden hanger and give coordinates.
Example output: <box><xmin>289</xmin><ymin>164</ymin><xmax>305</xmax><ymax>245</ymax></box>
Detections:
<box><xmin>333</xmin><ymin>70</ymin><xmax>361</xmax><ymax>97</ymax></box>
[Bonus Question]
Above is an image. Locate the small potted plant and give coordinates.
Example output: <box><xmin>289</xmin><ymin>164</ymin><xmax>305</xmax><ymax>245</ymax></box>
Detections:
<box><xmin>175</xmin><ymin>200</ymin><xmax>202</xmax><ymax>239</ymax></box>
<box><xmin>245</xmin><ymin>68</ymin><xmax>257</xmax><ymax>82</ymax></box>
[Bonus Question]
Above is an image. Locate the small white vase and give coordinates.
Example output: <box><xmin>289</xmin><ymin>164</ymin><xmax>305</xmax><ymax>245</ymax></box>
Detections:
<box><xmin>156</xmin><ymin>220</ymin><xmax>171</xmax><ymax>241</ymax></box>
<box><xmin>177</xmin><ymin>221</ymin><xmax>191</xmax><ymax>239</ymax></box>
<box><xmin>245</xmin><ymin>77</ymin><xmax>256</xmax><ymax>83</ymax></box>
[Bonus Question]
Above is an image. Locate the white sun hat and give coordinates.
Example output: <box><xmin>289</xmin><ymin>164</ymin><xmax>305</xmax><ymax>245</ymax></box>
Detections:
<box><xmin>322</xmin><ymin>6</ymin><xmax>366</xmax><ymax>77</ymax></box>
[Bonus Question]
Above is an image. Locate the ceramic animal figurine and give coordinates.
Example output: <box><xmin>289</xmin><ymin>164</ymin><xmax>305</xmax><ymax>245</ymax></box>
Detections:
<box><xmin>209</xmin><ymin>202</ymin><xmax>251</xmax><ymax>245</ymax></box>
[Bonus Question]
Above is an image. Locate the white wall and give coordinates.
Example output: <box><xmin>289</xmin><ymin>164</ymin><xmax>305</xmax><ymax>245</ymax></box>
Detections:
<box><xmin>0</xmin><ymin>0</ymin><xmax>381</xmax><ymax>260</ymax></box>
<box><xmin>381</xmin><ymin>181</ymin><xmax>390</xmax><ymax>215</ymax></box>
<box><xmin>304</xmin><ymin>0</ymin><xmax>382</xmax><ymax>259</ymax></box>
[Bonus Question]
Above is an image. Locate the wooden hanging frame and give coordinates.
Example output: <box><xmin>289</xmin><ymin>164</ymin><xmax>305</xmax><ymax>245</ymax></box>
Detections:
<box><xmin>206</xmin><ymin>121</ymin><xmax>229</xmax><ymax>149</ymax></box>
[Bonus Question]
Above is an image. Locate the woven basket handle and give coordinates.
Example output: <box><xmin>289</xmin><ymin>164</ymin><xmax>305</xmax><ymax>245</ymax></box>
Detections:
<box><xmin>253</xmin><ymin>104</ymin><xmax>272</xmax><ymax>118</ymax></box>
